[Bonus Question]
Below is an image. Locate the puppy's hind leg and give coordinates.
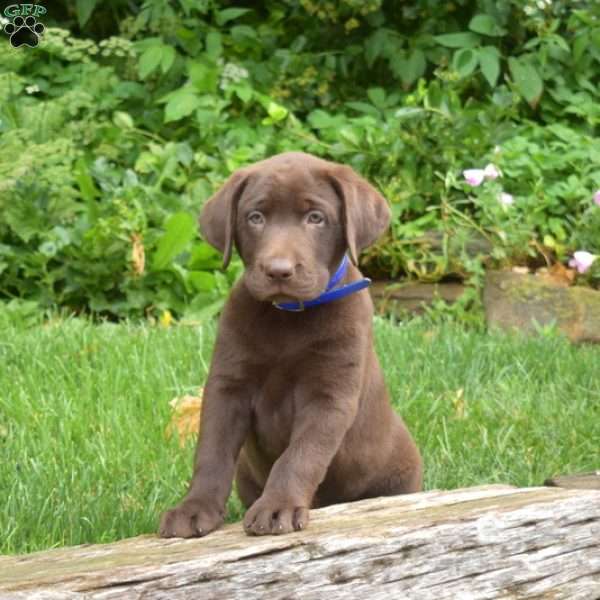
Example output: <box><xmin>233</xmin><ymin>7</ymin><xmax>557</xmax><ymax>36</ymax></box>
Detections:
<box><xmin>366</xmin><ymin>432</ymin><xmax>423</xmax><ymax>497</ymax></box>
<box><xmin>235</xmin><ymin>453</ymin><xmax>264</xmax><ymax>509</ymax></box>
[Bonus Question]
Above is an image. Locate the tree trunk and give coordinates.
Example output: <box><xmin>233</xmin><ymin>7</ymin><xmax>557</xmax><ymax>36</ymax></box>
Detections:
<box><xmin>1</xmin><ymin>485</ymin><xmax>599</xmax><ymax>599</ymax></box>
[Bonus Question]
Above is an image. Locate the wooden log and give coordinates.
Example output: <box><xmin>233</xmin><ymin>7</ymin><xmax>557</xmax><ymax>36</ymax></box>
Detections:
<box><xmin>545</xmin><ymin>471</ymin><xmax>600</xmax><ymax>490</ymax></box>
<box><xmin>1</xmin><ymin>485</ymin><xmax>599</xmax><ymax>600</ymax></box>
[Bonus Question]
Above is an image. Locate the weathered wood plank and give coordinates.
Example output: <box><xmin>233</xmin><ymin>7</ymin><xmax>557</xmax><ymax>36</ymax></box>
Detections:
<box><xmin>545</xmin><ymin>471</ymin><xmax>600</xmax><ymax>490</ymax></box>
<box><xmin>1</xmin><ymin>485</ymin><xmax>599</xmax><ymax>600</ymax></box>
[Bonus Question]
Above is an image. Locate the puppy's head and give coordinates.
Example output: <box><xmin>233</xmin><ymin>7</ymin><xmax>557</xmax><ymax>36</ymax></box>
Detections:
<box><xmin>199</xmin><ymin>152</ymin><xmax>390</xmax><ymax>303</ymax></box>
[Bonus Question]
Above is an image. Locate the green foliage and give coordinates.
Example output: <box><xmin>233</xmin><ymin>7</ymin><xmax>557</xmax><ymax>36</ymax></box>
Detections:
<box><xmin>1</xmin><ymin>0</ymin><xmax>599</xmax><ymax>318</ymax></box>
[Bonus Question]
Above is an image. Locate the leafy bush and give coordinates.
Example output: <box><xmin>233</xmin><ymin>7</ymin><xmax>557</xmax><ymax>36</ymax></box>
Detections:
<box><xmin>1</xmin><ymin>0</ymin><xmax>599</xmax><ymax>319</ymax></box>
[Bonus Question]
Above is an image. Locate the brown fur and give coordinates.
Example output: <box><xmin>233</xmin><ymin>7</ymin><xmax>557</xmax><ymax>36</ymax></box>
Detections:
<box><xmin>159</xmin><ymin>152</ymin><xmax>422</xmax><ymax>538</ymax></box>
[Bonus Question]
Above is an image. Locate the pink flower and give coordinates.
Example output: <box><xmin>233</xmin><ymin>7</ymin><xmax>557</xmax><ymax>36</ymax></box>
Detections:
<box><xmin>594</xmin><ymin>190</ymin><xmax>600</xmax><ymax>206</ymax></box>
<box><xmin>463</xmin><ymin>169</ymin><xmax>485</xmax><ymax>187</ymax></box>
<box><xmin>498</xmin><ymin>192</ymin><xmax>514</xmax><ymax>206</ymax></box>
<box><xmin>483</xmin><ymin>163</ymin><xmax>501</xmax><ymax>180</ymax></box>
<box><xmin>568</xmin><ymin>251</ymin><xmax>596</xmax><ymax>274</ymax></box>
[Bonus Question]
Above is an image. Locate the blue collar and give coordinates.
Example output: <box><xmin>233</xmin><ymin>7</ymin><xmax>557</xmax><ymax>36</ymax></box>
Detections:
<box><xmin>272</xmin><ymin>255</ymin><xmax>371</xmax><ymax>312</ymax></box>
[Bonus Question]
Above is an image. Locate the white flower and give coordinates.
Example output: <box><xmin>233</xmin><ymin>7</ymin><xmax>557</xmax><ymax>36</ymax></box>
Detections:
<box><xmin>220</xmin><ymin>62</ymin><xmax>249</xmax><ymax>88</ymax></box>
<box><xmin>569</xmin><ymin>251</ymin><xmax>596</xmax><ymax>274</ymax></box>
<box><xmin>463</xmin><ymin>163</ymin><xmax>501</xmax><ymax>187</ymax></box>
<box><xmin>498</xmin><ymin>192</ymin><xmax>514</xmax><ymax>206</ymax></box>
<box><xmin>26</xmin><ymin>84</ymin><xmax>40</xmax><ymax>94</ymax></box>
<box><xmin>483</xmin><ymin>163</ymin><xmax>501</xmax><ymax>180</ymax></box>
<box><xmin>463</xmin><ymin>169</ymin><xmax>485</xmax><ymax>187</ymax></box>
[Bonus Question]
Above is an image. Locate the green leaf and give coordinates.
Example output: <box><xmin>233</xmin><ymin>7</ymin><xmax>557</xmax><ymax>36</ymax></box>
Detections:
<box><xmin>339</xmin><ymin>127</ymin><xmax>360</xmax><ymax>147</ymax></box>
<box><xmin>468</xmin><ymin>14</ymin><xmax>507</xmax><ymax>37</ymax></box>
<box><xmin>365</xmin><ymin>30</ymin><xmax>388</xmax><ymax>68</ymax></box>
<box><xmin>407</xmin><ymin>49</ymin><xmax>427</xmax><ymax>84</ymax></box>
<box><xmin>230</xmin><ymin>25</ymin><xmax>258</xmax><ymax>43</ymax></box>
<box><xmin>187</xmin><ymin>271</ymin><xmax>216</xmax><ymax>292</ymax></box>
<box><xmin>5</xmin><ymin>201</ymin><xmax>46</xmax><ymax>243</ymax></box>
<box><xmin>394</xmin><ymin>107</ymin><xmax>426</xmax><ymax>119</ymax></box>
<box><xmin>187</xmin><ymin>242</ymin><xmax>221</xmax><ymax>270</ymax></box>
<box><xmin>216</xmin><ymin>7</ymin><xmax>252</xmax><ymax>26</ymax></box>
<box><xmin>195</xmin><ymin>109</ymin><xmax>216</xmax><ymax>125</ymax></box>
<box><xmin>346</xmin><ymin>101</ymin><xmax>381</xmax><ymax>117</ymax></box>
<box><xmin>573</xmin><ymin>33</ymin><xmax>589</xmax><ymax>63</ymax></box>
<box><xmin>266</xmin><ymin>101</ymin><xmax>288</xmax><ymax>122</ymax></box>
<box><xmin>161</xmin><ymin>46</ymin><xmax>176</xmax><ymax>74</ymax></box>
<box><xmin>184</xmin><ymin>297</ymin><xmax>227</xmax><ymax>322</ymax></box>
<box><xmin>188</xmin><ymin>60</ymin><xmax>218</xmax><ymax>93</ymax></box>
<box><xmin>392</xmin><ymin>49</ymin><xmax>427</xmax><ymax>87</ymax></box>
<box><xmin>233</xmin><ymin>84</ymin><xmax>253</xmax><ymax>104</ymax></box>
<box><xmin>453</xmin><ymin>48</ymin><xmax>478</xmax><ymax>78</ymax></box>
<box><xmin>434</xmin><ymin>32</ymin><xmax>480</xmax><ymax>49</ymax></box>
<box><xmin>76</xmin><ymin>0</ymin><xmax>97</xmax><ymax>28</ymax></box>
<box><xmin>113</xmin><ymin>111</ymin><xmax>134</xmax><ymax>130</ymax></box>
<box><xmin>152</xmin><ymin>212</ymin><xmax>197</xmax><ymax>271</ymax></box>
<box><xmin>478</xmin><ymin>46</ymin><xmax>501</xmax><ymax>87</ymax></box>
<box><xmin>39</xmin><ymin>241</ymin><xmax>57</xmax><ymax>258</ymax></box>
<box><xmin>74</xmin><ymin>158</ymin><xmax>99</xmax><ymax>205</ymax></box>
<box><xmin>205</xmin><ymin>31</ymin><xmax>222</xmax><ymax>58</ymax></box>
<box><xmin>307</xmin><ymin>109</ymin><xmax>345</xmax><ymax>129</ymax></box>
<box><xmin>508</xmin><ymin>57</ymin><xmax>543</xmax><ymax>107</ymax></box>
<box><xmin>74</xmin><ymin>160</ymin><xmax>99</xmax><ymax>224</ymax></box>
<box><xmin>367</xmin><ymin>87</ymin><xmax>386</xmax><ymax>109</ymax></box>
<box><xmin>138</xmin><ymin>46</ymin><xmax>163</xmax><ymax>80</ymax></box>
<box><xmin>164</xmin><ymin>89</ymin><xmax>202</xmax><ymax>122</ymax></box>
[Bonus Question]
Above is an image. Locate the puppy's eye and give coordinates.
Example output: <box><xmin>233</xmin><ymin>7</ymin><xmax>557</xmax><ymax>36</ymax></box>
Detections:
<box><xmin>247</xmin><ymin>211</ymin><xmax>265</xmax><ymax>226</ymax></box>
<box><xmin>306</xmin><ymin>211</ymin><xmax>325</xmax><ymax>225</ymax></box>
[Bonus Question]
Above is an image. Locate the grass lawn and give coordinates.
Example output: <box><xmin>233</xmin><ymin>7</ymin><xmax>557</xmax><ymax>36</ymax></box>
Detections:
<box><xmin>1</xmin><ymin>316</ymin><xmax>599</xmax><ymax>555</ymax></box>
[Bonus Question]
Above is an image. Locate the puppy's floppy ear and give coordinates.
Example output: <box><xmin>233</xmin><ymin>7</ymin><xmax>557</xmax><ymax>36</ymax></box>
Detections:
<box><xmin>199</xmin><ymin>170</ymin><xmax>250</xmax><ymax>269</ymax></box>
<box><xmin>326</xmin><ymin>165</ymin><xmax>391</xmax><ymax>265</ymax></box>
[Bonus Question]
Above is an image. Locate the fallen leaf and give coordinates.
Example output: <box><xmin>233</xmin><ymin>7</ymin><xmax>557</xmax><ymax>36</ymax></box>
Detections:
<box><xmin>535</xmin><ymin>262</ymin><xmax>575</xmax><ymax>287</ymax></box>
<box><xmin>131</xmin><ymin>233</ymin><xmax>145</xmax><ymax>276</ymax></box>
<box><xmin>165</xmin><ymin>389</ymin><xmax>203</xmax><ymax>447</ymax></box>
<box><xmin>511</xmin><ymin>266</ymin><xmax>530</xmax><ymax>274</ymax></box>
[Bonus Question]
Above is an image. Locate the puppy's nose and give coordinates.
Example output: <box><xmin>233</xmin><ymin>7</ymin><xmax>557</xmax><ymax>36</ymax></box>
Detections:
<box><xmin>265</xmin><ymin>258</ymin><xmax>294</xmax><ymax>281</ymax></box>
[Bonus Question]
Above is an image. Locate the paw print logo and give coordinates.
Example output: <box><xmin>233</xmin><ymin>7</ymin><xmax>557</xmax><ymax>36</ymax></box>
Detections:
<box><xmin>4</xmin><ymin>15</ymin><xmax>45</xmax><ymax>48</ymax></box>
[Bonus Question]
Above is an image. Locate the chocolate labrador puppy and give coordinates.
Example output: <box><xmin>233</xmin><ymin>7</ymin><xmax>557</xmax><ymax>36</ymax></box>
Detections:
<box><xmin>159</xmin><ymin>152</ymin><xmax>422</xmax><ymax>538</ymax></box>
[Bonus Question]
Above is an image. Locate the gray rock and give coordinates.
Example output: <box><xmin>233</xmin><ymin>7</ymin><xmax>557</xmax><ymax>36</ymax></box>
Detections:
<box><xmin>370</xmin><ymin>281</ymin><xmax>465</xmax><ymax>316</ymax></box>
<box><xmin>484</xmin><ymin>270</ymin><xmax>600</xmax><ymax>343</ymax></box>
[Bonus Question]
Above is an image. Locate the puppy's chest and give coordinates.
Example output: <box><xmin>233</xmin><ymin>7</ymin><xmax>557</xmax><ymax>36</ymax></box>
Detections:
<box><xmin>236</xmin><ymin>305</ymin><xmax>330</xmax><ymax>359</ymax></box>
<box><xmin>248</xmin><ymin>366</ymin><xmax>298</xmax><ymax>457</ymax></box>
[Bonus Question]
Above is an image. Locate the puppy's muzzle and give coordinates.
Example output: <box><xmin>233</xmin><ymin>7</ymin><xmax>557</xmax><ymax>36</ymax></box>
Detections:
<box><xmin>263</xmin><ymin>258</ymin><xmax>295</xmax><ymax>282</ymax></box>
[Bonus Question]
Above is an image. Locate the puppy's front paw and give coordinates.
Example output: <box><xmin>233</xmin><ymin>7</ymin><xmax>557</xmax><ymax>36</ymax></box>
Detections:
<box><xmin>243</xmin><ymin>497</ymin><xmax>309</xmax><ymax>536</ymax></box>
<box><xmin>159</xmin><ymin>498</ymin><xmax>224</xmax><ymax>538</ymax></box>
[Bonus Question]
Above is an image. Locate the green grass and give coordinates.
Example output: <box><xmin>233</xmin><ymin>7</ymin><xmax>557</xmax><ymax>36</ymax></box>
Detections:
<box><xmin>1</xmin><ymin>316</ymin><xmax>599</xmax><ymax>555</ymax></box>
